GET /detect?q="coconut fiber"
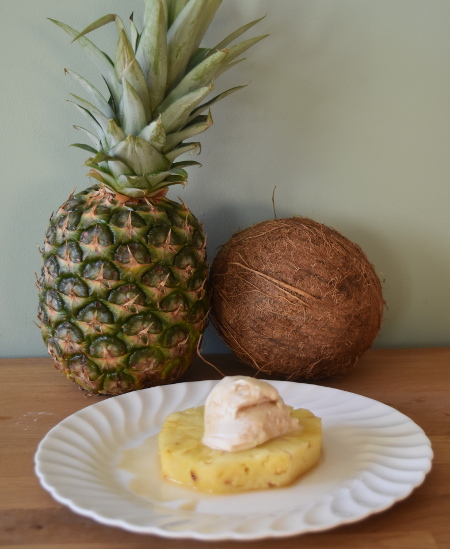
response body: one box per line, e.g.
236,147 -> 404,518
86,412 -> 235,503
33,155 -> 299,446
210,217 -> 384,380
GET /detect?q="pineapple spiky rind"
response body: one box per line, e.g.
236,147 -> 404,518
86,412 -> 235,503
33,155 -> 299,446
38,185 -> 209,395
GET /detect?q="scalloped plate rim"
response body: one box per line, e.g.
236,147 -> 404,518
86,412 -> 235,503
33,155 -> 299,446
34,379 -> 433,540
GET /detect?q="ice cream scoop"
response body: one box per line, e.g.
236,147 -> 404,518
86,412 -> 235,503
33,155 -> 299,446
202,376 -> 300,452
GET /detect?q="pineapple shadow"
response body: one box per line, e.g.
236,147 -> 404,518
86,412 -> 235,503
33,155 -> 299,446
203,202 -> 294,264
201,202 -> 297,355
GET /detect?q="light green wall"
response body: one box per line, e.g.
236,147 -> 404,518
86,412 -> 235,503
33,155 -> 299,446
1,0 -> 449,358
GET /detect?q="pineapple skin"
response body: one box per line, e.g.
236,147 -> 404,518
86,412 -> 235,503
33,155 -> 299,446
159,406 -> 322,493
37,185 -> 208,395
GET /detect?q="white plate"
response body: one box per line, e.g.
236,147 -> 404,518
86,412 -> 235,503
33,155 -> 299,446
35,380 -> 433,540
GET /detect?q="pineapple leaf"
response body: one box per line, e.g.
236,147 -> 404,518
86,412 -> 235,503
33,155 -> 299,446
144,0 -> 168,28
67,13 -> 152,120
108,136 -> 141,174
211,15 -> 267,52
116,173 -> 175,196
70,14 -> 117,42
214,57 -> 246,79
144,169 -> 189,188
71,143 -> 99,154
69,103 -> 105,145
159,85 -> 212,133
137,0 -> 168,111
143,172 -> 173,186
64,69 -> 116,119
144,166 -> 191,186
166,0 -> 222,89
116,28 -> 152,120
139,117 -> 167,151
49,19 -> 121,108
164,142 -> 200,163
149,175 -> 187,194
169,167 -> 189,178
108,159 -> 135,177
86,150 -> 114,165
166,0 -> 190,27
104,77 -> 118,112
163,111 -> 212,151
121,79 -> 148,136
87,168 -> 111,185
114,14 -> 128,36
157,172 -> 182,185
73,125 -> 102,149
158,174 -> 187,185
106,119 -> 127,148
68,95 -> 111,134
68,102 -> 108,150
135,136 -> 171,174
113,174 -> 150,196
188,0 -> 224,53
108,135 -> 170,175
226,35 -> 269,65
186,48 -> 211,71
87,168 -> 124,191
171,160 -> 202,169
129,14 -> 140,51
185,18 -> 267,74
158,50 -> 228,112
188,85 -> 247,121
71,12 -> 128,46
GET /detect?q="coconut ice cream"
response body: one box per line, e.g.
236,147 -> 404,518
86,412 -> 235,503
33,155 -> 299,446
202,376 -> 300,452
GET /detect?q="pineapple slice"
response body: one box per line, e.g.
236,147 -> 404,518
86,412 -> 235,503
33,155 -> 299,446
158,406 -> 322,494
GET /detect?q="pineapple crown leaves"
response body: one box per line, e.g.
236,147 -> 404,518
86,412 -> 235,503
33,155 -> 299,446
50,0 -> 267,198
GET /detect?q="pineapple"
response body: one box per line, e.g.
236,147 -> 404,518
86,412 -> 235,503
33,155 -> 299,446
37,1 -> 266,395
159,406 -> 322,493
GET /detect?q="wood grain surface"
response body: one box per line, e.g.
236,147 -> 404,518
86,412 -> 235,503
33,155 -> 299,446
1,348 -> 449,548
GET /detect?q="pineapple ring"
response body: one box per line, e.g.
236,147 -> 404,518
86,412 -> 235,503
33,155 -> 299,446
158,406 -> 322,494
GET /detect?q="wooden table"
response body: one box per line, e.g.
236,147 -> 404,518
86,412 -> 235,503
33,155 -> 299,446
1,348 -> 449,549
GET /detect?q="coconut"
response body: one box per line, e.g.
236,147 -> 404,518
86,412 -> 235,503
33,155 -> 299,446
209,217 -> 384,380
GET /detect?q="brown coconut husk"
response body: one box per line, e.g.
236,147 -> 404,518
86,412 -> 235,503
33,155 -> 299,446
210,217 -> 385,380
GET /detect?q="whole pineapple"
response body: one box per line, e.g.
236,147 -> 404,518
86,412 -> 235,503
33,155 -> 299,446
37,0 -> 266,395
